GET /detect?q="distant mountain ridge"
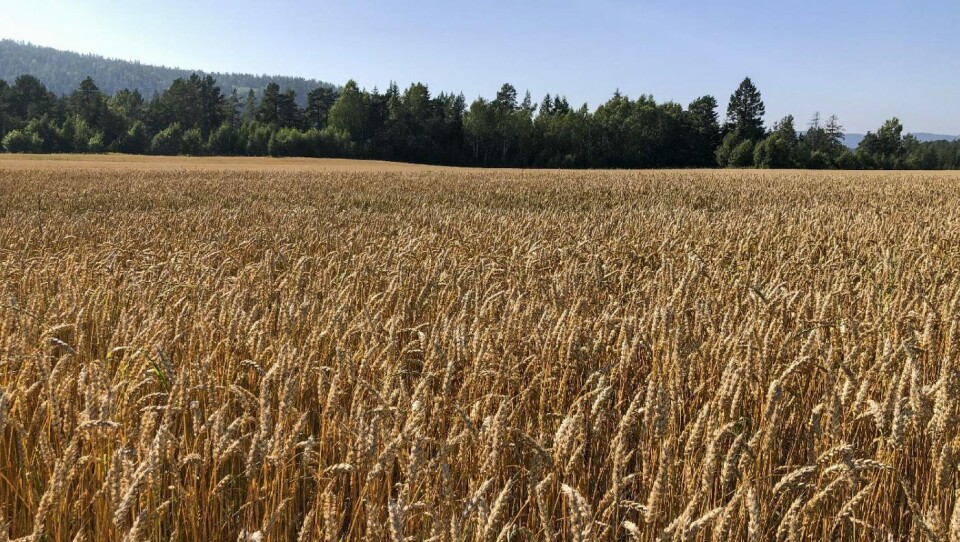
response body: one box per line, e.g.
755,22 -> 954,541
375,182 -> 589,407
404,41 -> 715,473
842,132 -> 958,149
0,39 -> 335,105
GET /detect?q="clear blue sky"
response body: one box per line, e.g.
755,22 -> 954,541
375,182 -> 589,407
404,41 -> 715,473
1,0 -> 958,134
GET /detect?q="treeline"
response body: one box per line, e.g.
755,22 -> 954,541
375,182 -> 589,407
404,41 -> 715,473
1,72 -> 959,169
0,40 -> 334,106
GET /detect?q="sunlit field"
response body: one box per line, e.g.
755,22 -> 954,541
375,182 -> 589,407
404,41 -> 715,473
2,156 -> 960,541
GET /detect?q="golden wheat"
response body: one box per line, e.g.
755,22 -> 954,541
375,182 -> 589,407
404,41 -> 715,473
1,156 -> 960,540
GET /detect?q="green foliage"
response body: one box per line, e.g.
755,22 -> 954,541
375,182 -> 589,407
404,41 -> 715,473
59,115 -> 98,153
320,126 -> 354,156
266,127 -> 331,157
2,129 -> 42,153
797,112 -> 846,168
109,89 -> 145,124
773,115 -> 798,145
306,86 -> 337,130
257,82 -> 282,125
726,77 -> 765,142
11,75 -> 57,121
119,121 -> 150,154
0,63 -> 958,170
464,84 -> 539,166
151,74 -> 226,137
856,118 -> 906,169
805,150 -> 831,170
241,122 -> 274,156
715,131 -> 739,167
268,127 -> 306,157
328,80 -> 369,142
533,97 -> 591,168
150,122 -> 184,155
23,115 -> 59,153
684,95 -> 721,167
834,149 -> 860,170
754,116 -> 800,168
181,127 -> 204,156
728,139 -> 755,168
207,122 -> 235,155
68,77 -> 108,130
0,39 -> 335,106
754,135 -> 790,168
87,132 -> 105,153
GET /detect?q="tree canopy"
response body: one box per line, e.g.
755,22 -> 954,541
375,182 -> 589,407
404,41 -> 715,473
726,77 -> 766,142
0,69 -> 957,170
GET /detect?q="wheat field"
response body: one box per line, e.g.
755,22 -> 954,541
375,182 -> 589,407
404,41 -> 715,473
2,157 -> 960,541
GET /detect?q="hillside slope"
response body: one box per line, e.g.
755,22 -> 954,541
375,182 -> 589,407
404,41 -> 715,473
0,40 -> 335,103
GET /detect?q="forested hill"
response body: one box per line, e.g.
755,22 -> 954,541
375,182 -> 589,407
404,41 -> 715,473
0,40 -> 334,104
2,39 -> 959,169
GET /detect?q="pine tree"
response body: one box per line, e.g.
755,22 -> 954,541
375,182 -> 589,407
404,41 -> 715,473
257,82 -> 281,125
226,89 -> 242,128
726,77 -> 765,141
306,86 -> 337,130
825,115 -> 845,148
69,77 -> 106,128
242,89 -> 257,122
277,89 -> 300,128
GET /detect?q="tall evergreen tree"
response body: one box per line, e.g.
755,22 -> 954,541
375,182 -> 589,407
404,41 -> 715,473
195,74 -> 226,136
10,75 -> 57,121
68,77 -> 106,127
726,77 -> 765,141
242,89 -> 257,122
277,89 -> 301,128
825,115 -> 845,149
257,82 -> 282,125
306,86 -> 337,130
225,89 -> 242,128
493,83 -> 518,113
0,80 -> 13,136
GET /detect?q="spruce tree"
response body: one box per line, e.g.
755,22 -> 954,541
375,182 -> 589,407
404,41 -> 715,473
726,77 -> 765,141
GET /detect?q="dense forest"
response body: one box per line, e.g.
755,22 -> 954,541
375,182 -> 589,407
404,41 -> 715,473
1,69 -> 959,169
0,40 -> 334,106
